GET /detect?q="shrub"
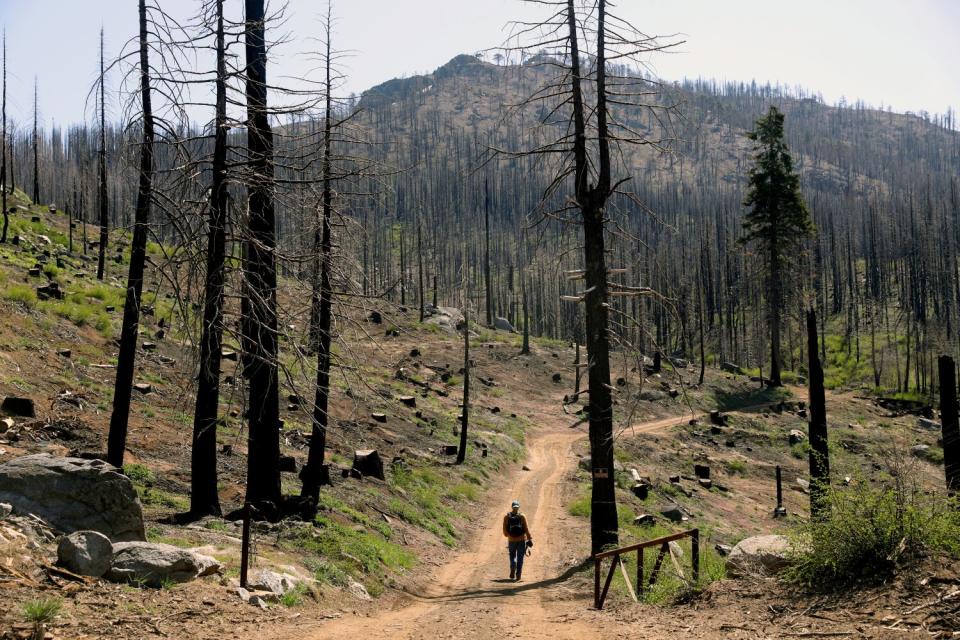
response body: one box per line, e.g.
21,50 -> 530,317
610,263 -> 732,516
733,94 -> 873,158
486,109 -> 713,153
785,458 -> 960,590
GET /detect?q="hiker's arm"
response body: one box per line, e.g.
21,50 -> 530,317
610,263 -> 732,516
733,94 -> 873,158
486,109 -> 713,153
502,515 -> 508,537
522,515 -> 532,540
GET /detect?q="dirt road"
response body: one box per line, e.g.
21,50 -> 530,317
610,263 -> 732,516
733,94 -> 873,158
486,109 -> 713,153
302,412 -> 694,639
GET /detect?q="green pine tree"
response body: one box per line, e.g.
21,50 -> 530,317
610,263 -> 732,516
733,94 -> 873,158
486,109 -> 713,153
740,106 -> 814,386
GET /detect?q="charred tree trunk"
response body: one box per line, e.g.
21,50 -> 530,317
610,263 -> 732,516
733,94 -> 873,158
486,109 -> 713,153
417,222 -> 425,322
243,0 -> 281,509
457,307 -> 470,464
484,177 -> 492,327
768,246 -> 783,386
806,308 -> 830,519
568,0 -> 618,554
938,355 -> 960,494
96,31 -> 109,281
31,79 -> 38,204
107,0 -> 154,469
520,241 -> 530,355
301,15 -> 335,503
189,0 -> 228,518
1,34 -> 7,244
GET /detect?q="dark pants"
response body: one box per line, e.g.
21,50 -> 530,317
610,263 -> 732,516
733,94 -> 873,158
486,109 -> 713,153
508,540 -> 526,575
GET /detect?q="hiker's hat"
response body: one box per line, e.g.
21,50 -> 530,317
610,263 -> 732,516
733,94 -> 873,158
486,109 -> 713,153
511,500 -> 520,508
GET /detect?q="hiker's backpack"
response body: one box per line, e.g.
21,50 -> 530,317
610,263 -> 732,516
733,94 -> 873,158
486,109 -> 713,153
507,512 -> 524,537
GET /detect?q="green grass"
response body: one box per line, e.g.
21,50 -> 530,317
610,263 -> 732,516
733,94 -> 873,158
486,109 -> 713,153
2,284 -> 38,308
39,299 -> 113,335
725,459 -> 747,475
123,463 -> 155,483
21,597 -> 62,624
280,584 -> 310,607
446,482 -> 481,502
283,517 -> 415,597
568,491 -> 592,518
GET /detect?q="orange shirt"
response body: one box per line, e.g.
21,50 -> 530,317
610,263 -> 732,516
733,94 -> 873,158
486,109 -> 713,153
502,511 -> 530,542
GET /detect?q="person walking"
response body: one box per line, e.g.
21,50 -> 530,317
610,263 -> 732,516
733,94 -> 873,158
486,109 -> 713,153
502,500 -> 532,581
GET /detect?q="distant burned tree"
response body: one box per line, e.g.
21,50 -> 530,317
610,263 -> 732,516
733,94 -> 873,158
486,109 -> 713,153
500,0 -> 679,554
1,31 -> 7,244
96,31 -> 109,281
31,78 -> 39,204
740,106 -> 813,387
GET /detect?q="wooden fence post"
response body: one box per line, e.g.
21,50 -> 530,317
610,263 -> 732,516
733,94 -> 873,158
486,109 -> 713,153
240,502 -> 251,588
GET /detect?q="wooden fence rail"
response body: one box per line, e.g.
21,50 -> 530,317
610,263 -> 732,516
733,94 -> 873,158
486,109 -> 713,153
593,528 -> 700,609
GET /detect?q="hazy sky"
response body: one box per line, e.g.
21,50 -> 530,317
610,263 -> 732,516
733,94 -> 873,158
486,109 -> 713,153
1,0 -> 958,128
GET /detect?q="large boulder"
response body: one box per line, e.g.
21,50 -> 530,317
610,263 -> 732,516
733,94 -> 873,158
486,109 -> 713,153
57,530 -> 114,577
493,317 -> 516,333
727,535 -> 791,576
106,542 -> 221,587
0,454 -> 145,541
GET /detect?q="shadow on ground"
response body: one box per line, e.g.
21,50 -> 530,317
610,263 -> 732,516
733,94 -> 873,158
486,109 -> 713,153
404,558 -> 592,603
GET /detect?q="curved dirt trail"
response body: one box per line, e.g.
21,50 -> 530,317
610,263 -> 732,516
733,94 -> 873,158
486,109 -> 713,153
302,410 -> 694,640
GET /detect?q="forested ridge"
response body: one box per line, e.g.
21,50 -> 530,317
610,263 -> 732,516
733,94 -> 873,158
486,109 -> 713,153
14,52 -> 956,395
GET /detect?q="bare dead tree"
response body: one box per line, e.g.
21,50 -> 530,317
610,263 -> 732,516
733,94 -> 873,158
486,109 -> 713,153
97,31 -> 109,280
106,0 -> 157,469
189,0 -> 230,518
498,0 -> 680,553
1,31 -> 7,244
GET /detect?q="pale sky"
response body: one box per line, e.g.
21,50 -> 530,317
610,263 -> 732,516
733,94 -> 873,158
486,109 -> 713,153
1,0 -> 958,128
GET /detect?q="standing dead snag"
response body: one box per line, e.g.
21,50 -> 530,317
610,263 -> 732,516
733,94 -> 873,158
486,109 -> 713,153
502,0 -> 678,553
1,32 -> 7,244
806,308 -> 830,519
457,307 -> 470,465
938,355 -> 960,494
567,0 -> 619,554
97,31 -> 109,281
190,0 -> 229,518
301,4 -> 336,502
107,0 -> 155,469
242,0 -> 282,509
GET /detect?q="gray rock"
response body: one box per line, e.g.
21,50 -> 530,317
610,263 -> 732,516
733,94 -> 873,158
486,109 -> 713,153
721,362 -> 743,374
493,317 -> 516,333
639,389 -> 665,402
911,444 -> 931,457
918,418 -> 940,430
347,579 -> 371,600
106,541 -> 221,587
659,504 -> 688,522
789,429 -> 806,445
727,535 -> 791,576
246,569 -> 300,596
57,530 -> 113,577
0,502 -> 11,519
0,454 -> 145,541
